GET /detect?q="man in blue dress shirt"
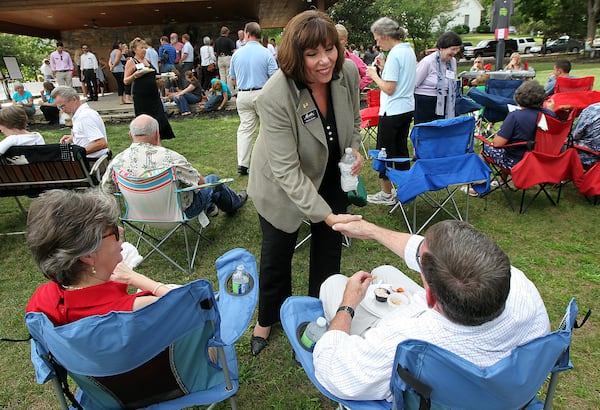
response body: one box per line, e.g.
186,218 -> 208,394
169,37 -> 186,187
229,22 -> 278,176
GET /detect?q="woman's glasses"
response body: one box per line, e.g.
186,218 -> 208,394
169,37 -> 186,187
102,224 -> 120,241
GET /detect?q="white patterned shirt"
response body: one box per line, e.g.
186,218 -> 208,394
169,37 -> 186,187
313,235 -> 550,402
101,142 -> 201,208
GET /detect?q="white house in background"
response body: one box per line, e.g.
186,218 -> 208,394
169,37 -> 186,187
449,0 -> 485,32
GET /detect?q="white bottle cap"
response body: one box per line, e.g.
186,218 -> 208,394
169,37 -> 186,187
316,317 -> 327,327
345,147 -> 353,154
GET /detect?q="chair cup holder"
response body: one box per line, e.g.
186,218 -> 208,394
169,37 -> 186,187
372,159 -> 386,173
223,273 -> 255,296
296,322 -> 313,353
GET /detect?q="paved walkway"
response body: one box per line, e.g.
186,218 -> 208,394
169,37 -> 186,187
2,90 -> 237,125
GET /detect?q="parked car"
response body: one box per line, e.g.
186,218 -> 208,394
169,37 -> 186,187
516,37 -> 536,53
530,36 -> 584,54
463,39 -> 518,60
593,38 -> 600,50
420,42 -> 472,60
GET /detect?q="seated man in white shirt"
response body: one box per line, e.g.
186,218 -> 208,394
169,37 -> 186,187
0,106 -> 45,154
313,219 -> 550,402
51,86 -> 109,160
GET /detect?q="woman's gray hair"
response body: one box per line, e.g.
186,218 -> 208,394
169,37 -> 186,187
514,80 -> 546,108
51,85 -> 79,101
26,188 -> 119,286
371,17 -> 406,41
13,81 -> 24,89
203,36 -> 211,45
335,24 -> 348,40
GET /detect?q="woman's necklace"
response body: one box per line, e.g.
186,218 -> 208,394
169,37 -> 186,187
63,285 -> 85,290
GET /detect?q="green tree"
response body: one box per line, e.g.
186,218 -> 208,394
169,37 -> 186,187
0,34 -> 55,81
374,0 -> 454,55
517,0 -> 589,38
328,0 -> 381,47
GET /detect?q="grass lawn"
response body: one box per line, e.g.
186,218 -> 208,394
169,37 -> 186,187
1,70 -> 599,408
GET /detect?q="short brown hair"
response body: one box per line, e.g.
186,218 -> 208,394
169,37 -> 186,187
277,10 -> 344,84
0,105 -> 27,130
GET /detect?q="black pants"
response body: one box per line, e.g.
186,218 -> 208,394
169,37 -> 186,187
83,69 -> 98,100
414,94 -> 445,125
377,111 -> 414,177
112,71 -> 125,96
257,214 -> 343,327
40,105 -> 59,124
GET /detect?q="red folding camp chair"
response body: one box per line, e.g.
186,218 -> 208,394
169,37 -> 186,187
578,162 -> 600,204
554,76 -> 594,94
360,89 -> 381,157
479,113 -> 583,213
548,90 -> 600,119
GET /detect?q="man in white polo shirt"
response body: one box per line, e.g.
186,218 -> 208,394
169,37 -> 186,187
52,86 -> 109,160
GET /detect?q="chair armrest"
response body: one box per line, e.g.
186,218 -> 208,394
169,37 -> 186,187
215,248 -> 258,346
572,144 -> 600,157
178,177 -> 234,193
475,134 -> 530,149
89,154 -> 109,181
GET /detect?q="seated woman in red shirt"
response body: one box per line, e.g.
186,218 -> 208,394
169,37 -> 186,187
25,188 -> 173,326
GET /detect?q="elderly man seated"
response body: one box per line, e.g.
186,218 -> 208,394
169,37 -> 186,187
313,219 -> 550,402
572,102 -> 600,167
101,114 -> 247,218
52,86 -> 109,160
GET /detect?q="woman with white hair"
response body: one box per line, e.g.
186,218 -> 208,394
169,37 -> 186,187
11,82 -> 36,120
200,36 -> 216,90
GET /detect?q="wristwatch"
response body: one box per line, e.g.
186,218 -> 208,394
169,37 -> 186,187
336,305 -> 355,319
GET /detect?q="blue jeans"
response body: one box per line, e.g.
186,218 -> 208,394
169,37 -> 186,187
204,94 -> 223,112
184,174 -> 242,218
174,93 -> 201,113
160,63 -> 175,73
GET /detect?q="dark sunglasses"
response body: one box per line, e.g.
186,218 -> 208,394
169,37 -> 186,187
102,224 -> 120,241
416,240 -> 423,270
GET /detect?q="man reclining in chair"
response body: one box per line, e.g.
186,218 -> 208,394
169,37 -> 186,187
313,219 -> 549,401
101,114 -> 247,218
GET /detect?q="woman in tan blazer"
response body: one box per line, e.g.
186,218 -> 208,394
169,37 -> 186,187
247,10 -> 364,356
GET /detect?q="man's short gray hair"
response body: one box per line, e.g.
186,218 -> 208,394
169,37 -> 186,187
51,86 -> 78,101
130,114 -> 159,138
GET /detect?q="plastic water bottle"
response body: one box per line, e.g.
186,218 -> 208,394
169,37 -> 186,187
378,147 -> 387,160
300,317 -> 327,351
231,264 -> 249,295
339,147 -> 358,192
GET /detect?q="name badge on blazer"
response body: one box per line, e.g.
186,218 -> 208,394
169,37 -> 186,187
301,109 -> 318,124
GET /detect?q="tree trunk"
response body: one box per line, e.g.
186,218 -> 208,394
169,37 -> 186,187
588,0 -> 600,40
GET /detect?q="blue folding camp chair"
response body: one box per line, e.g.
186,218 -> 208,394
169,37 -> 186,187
280,296 -> 391,410
26,248 -> 258,410
391,298 -> 589,410
370,116 -> 490,234
467,79 -> 523,138
454,80 -> 481,116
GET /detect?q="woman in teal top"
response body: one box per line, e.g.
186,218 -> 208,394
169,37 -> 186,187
39,81 -> 60,125
12,82 -> 35,120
